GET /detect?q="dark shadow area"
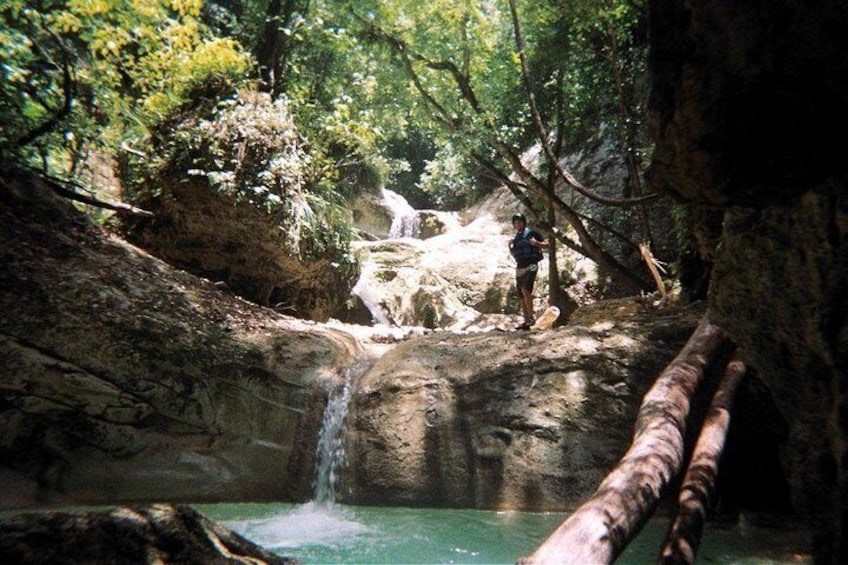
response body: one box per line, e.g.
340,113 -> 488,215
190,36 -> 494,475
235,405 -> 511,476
714,372 -> 793,518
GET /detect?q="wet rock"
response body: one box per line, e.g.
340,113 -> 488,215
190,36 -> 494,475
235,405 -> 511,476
647,1 -> 848,560
0,503 -> 292,564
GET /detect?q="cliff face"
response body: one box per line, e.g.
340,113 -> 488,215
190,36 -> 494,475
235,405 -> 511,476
647,1 -> 847,561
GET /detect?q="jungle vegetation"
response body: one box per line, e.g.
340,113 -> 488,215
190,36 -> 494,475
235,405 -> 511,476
1,0 -> 652,289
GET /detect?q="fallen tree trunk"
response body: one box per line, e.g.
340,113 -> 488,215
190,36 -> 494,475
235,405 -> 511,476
659,353 -> 747,564
519,316 -> 727,565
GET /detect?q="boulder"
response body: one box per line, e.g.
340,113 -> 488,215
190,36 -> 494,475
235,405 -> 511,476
119,87 -> 358,322
350,190 -> 394,240
123,179 -> 356,321
349,215 -> 519,330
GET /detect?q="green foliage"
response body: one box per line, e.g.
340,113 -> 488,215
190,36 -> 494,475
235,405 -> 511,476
329,0 -> 648,207
417,142 -> 477,209
178,90 -> 306,214
51,0 -> 250,124
2,0 -> 651,268
203,0 -> 410,200
559,0 -> 649,153
1,0 -> 250,174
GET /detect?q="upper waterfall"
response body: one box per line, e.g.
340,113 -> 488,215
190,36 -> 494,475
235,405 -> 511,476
383,189 -> 420,239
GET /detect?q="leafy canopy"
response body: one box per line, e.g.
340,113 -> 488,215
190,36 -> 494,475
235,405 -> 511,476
1,0 -> 250,169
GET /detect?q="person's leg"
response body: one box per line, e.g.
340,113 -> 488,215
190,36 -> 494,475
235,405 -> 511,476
515,271 -> 532,328
523,268 -> 538,324
520,286 -> 534,323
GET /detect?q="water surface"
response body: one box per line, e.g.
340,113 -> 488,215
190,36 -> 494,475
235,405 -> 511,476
196,502 -> 810,564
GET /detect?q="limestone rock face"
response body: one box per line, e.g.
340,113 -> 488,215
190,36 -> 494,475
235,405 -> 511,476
123,179 -> 356,321
344,138 -> 679,330
647,1 -> 848,560
0,503 -> 291,564
349,189 -> 461,241
346,186 -> 596,330
342,304 -> 704,511
0,170 -> 359,508
117,87 -> 359,322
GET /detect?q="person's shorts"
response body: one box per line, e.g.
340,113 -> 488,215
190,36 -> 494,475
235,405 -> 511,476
516,263 -> 538,291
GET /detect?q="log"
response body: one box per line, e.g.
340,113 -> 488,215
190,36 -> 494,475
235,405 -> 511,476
50,183 -> 154,217
659,354 -> 747,564
519,316 -> 727,565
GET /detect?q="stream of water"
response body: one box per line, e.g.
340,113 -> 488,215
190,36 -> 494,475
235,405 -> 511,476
312,377 -> 354,506
384,189 -> 420,238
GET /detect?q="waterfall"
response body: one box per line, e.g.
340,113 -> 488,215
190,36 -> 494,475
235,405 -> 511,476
312,375 -> 354,505
383,189 -> 420,238
226,368 -> 371,549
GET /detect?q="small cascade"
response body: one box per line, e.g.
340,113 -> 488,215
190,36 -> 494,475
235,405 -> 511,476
225,368 -> 371,551
383,189 -> 420,238
351,276 -> 392,325
312,375 -> 354,505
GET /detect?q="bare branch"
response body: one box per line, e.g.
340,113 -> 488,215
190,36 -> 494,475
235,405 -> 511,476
573,210 -> 641,254
491,137 -> 649,291
470,152 -> 538,213
471,152 -> 588,256
640,242 -> 668,299
43,175 -> 154,218
351,11 -> 463,128
352,6 -> 649,292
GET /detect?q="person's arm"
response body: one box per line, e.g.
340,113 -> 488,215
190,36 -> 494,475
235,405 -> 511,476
529,232 -> 550,249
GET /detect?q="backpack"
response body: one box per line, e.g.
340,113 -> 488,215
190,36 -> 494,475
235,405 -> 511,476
513,228 -> 543,264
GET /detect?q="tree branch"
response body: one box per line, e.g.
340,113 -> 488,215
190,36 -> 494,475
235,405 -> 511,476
507,0 -> 657,208
640,242 -> 668,299
351,11 -> 462,128
353,6 -> 649,292
471,152 -> 589,257
491,137 -> 649,292
519,317 -> 728,564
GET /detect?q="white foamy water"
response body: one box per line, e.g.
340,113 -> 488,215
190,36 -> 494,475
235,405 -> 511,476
383,189 -> 420,238
351,275 -> 392,325
233,502 -> 374,550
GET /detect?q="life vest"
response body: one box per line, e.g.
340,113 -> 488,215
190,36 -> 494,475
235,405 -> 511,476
512,228 -> 543,265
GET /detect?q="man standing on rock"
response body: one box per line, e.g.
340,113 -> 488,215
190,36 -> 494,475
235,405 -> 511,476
509,213 -> 549,330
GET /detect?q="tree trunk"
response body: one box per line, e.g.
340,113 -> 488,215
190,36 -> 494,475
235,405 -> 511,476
659,354 -> 747,564
519,317 -> 727,565
255,0 -> 305,99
